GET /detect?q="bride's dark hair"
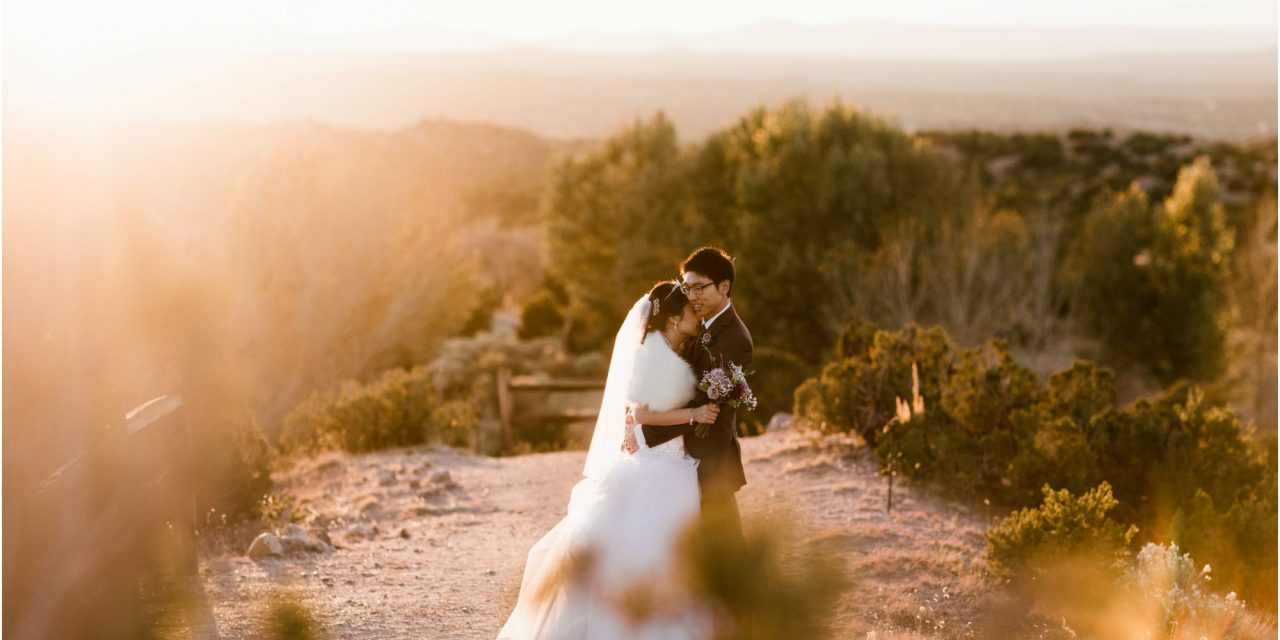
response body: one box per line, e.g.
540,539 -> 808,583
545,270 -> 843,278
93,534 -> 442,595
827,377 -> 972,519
640,280 -> 689,343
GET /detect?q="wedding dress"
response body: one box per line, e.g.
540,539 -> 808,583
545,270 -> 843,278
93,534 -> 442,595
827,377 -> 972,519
497,298 -> 710,640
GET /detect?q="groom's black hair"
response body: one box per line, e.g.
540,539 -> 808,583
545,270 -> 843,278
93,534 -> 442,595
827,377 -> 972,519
681,246 -> 735,296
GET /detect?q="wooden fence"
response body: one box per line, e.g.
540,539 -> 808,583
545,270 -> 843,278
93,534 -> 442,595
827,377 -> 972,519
494,368 -> 605,454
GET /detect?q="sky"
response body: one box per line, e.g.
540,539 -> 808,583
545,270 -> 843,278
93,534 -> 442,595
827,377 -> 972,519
6,0 -> 1277,56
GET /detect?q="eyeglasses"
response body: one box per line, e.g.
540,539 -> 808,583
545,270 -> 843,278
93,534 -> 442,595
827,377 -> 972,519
680,281 -> 717,296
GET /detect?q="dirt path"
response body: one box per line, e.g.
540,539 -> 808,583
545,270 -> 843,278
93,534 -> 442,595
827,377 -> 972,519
199,430 -> 991,638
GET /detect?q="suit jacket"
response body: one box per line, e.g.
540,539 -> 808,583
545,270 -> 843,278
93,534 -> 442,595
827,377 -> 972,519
641,304 -> 752,493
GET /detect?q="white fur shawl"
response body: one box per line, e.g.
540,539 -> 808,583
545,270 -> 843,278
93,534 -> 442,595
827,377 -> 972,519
626,332 -> 697,412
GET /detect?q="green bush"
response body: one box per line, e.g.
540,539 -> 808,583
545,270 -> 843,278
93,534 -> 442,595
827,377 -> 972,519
1096,384 -> 1278,611
834,318 -> 878,361
278,365 -> 444,455
931,338 -> 1041,490
796,323 -> 1043,496
429,399 -> 480,448
1004,361 -> 1116,505
197,411 -> 275,526
518,288 -> 566,339
458,287 -> 503,337
1072,158 -> 1235,384
798,322 -> 1278,610
985,482 -> 1137,581
794,323 -> 953,443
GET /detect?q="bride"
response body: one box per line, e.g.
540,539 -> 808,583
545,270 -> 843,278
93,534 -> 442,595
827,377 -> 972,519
497,281 -> 717,640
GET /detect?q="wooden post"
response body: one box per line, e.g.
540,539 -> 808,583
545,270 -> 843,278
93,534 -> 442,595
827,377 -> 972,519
496,368 -> 514,454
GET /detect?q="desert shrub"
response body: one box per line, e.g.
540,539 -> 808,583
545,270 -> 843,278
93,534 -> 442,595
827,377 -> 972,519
800,321 -> 1277,610
1093,385 -> 1273,523
1072,158 -> 1235,384
429,399 -> 480,448
1170,488 -> 1279,614
930,339 -> 1042,491
257,492 -> 305,527
1004,361 -> 1116,504
834,318 -> 878,361
332,368 -> 434,451
794,324 -> 953,442
518,288 -> 566,339
796,323 -> 1043,496
196,410 -> 275,525
458,287 -> 503,337
1011,379 -> 1278,610
278,365 -> 441,455
985,483 -> 1137,581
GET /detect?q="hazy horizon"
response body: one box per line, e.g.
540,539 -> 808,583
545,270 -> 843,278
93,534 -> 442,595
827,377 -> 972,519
7,0 -> 1277,55
8,0 -> 1276,139
7,47 -> 1275,143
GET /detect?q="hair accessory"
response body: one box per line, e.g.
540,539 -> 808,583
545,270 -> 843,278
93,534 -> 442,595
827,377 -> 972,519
650,299 -> 661,316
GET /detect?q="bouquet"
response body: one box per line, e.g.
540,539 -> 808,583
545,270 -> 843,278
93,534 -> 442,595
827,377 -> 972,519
695,361 -> 757,437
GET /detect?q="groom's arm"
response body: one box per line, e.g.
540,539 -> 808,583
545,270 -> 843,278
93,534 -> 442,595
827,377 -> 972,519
637,420 -> 693,447
685,330 -> 753,452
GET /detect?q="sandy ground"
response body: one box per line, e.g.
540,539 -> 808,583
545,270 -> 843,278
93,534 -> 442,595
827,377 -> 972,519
198,430 -> 991,639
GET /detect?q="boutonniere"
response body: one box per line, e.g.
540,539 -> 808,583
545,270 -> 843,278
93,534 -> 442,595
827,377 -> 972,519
698,331 -> 715,363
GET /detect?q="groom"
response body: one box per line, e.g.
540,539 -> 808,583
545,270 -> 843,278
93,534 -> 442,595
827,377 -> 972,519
635,246 -> 751,541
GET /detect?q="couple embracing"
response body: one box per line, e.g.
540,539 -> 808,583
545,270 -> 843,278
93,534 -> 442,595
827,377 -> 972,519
499,247 -> 753,640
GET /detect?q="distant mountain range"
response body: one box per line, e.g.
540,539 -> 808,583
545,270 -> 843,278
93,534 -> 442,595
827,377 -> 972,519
7,21 -> 1275,141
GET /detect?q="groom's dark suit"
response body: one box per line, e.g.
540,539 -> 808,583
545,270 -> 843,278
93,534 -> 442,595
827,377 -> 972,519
641,303 -> 751,538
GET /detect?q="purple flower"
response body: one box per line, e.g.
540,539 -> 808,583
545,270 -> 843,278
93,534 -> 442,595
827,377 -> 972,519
708,386 -> 722,400
701,332 -> 712,344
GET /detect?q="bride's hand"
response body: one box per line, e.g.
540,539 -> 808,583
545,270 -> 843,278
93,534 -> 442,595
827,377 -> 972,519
693,404 -> 720,424
621,427 -> 639,454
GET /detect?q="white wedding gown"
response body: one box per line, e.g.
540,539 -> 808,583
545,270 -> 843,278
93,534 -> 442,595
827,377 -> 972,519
497,331 -> 710,640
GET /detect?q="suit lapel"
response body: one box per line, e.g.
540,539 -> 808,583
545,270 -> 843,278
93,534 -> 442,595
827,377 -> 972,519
707,305 -> 738,339
698,305 -> 739,373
